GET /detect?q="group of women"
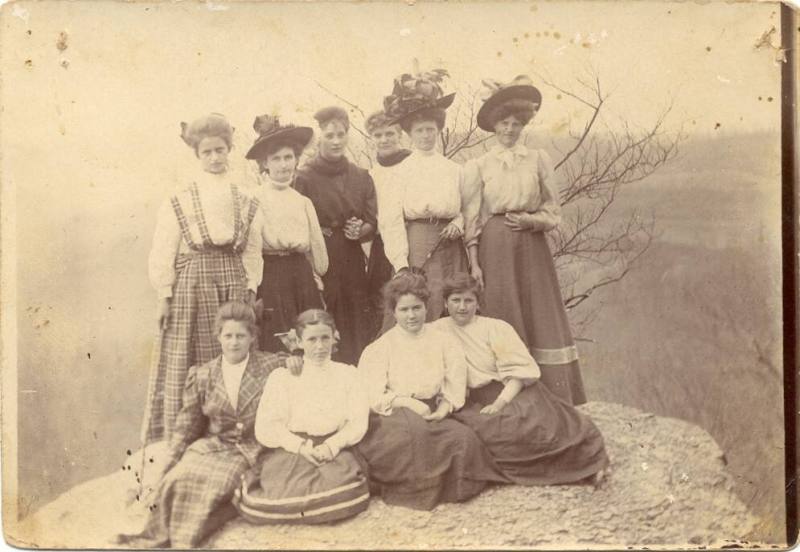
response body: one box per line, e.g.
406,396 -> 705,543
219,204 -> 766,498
121,72 -> 609,548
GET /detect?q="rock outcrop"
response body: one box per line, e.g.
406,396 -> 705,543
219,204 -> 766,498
9,402 -> 759,549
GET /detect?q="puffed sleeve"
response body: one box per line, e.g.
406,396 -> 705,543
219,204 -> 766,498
528,150 -> 562,232
461,158 -> 484,248
164,365 -> 208,471
358,337 -> 398,416
254,369 -> 305,454
148,198 -> 182,299
324,366 -> 370,457
488,318 -> 541,384
439,330 -> 467,410
377,178 -> 410,273
304,197 -> 329,277
449,164 -> 466,234
240,195 -> 264,292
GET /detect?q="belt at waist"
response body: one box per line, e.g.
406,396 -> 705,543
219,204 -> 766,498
263,249 -> 303,257
405,217 -> 453,225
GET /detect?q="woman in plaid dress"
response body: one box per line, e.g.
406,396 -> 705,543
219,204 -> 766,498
143,114 -> 263,445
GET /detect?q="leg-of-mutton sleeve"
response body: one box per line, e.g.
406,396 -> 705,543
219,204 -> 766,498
527,149 -> 562,233
488,317 -> 541,385
304,197 -> 329,277
323,369 -> 369,457
377,183 -> 410,273
461,158 -> 484,248
440,331 -> 468,410
358,338 -> 398,416
240,195 -> 264,293
164,365 -> 209,473
148,199 -> 183,299
254,369 -> 305,454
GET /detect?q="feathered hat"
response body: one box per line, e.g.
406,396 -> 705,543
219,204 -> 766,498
383,67 -> 455,127
245,115 -> 313,160
476,75 -> 542,132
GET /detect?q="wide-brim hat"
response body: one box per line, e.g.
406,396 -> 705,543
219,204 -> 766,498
388,93 -> 456,127
476,76 -> 542,132
245,115 -> 313,160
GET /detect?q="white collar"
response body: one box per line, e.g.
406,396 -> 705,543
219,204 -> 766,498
221,353 -> 250,371
491,143 -> 528,157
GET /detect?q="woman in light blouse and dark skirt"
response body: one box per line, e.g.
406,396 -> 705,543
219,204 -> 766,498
356,272 -> 508,510
235,309 -> 370,524
432,273 -> 609,486
463,76 -> 586,405
245,115 -> 328,353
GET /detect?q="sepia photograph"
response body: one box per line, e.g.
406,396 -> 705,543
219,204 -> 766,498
0,0 -> 794,548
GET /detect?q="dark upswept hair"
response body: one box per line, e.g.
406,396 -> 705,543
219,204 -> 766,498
214,301 -> 258,337
180,113 -> 234,153
294,309 -> 337,338
399,107 -> 447,134
256,138 -> 304,174
382,271 -> 431,312
442,272 -> 482,301
485,98 -> 537,129
314,106 -> 350,132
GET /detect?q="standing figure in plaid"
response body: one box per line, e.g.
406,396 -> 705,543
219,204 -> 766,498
142,113 -> 263,445
117,302 -> 285,547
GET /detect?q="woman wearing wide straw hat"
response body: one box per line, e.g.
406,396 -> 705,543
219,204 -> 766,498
245,115 -> 328,353
294,106 -> 378,365
380,68 -> 469,322
143,113 -> 263,444
462,76 -> 586,405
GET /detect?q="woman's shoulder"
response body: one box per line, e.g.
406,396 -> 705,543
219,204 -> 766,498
327,360 -> 359,377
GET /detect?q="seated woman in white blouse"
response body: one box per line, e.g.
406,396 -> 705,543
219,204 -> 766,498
234,309 -> 370,524
356,272 -> 508,510
432,273 -> 609,486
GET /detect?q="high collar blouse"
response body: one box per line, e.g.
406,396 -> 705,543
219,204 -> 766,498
462,145 -> 561,247
431,316 -> 540,390
358,324 -> 467,415
255,175 -> 329,276
148,169 -> 263,298
254,359 -> 368,457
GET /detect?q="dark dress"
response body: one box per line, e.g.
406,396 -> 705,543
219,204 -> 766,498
295,155 -> 378,365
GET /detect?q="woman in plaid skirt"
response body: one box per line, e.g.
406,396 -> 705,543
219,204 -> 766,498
142,114 -> 264,445
118,302 -> 286,547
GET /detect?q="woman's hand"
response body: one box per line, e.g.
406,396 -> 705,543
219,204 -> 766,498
393,396 -> 432,417
244,290 -> 256,307
311,444 -> 334,464
253,299 -> 264,321
344,217 -> 364,241
439,222 -> 463,240
504,212 -> 538,232
157,298 -> 171,332
480,397 -> 509,415
285,356 -> 303,376
298,440 -> 321,466
470,264 -> 484,290
423,399 -> 452,422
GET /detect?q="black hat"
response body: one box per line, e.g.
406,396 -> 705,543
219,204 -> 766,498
245,115 -> 313,160
383,68 -> 455,128
476,75 -> 542,132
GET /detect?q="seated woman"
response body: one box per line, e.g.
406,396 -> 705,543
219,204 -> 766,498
431,273 -> 609,486
235,309 -> 371,524
117,302 -> 285,548
356,272 -> 508,510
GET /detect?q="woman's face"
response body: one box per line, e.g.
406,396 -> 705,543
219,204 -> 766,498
217,320 -> 254,364
494,115 -> 525,148
318,120 -> 348,160
446,291 -> 479,327
409,120 -> 439,152
299,323 -> 334,364
394,293 -> 427,334
371,125 -> 402,158
263,146 -> 297,186
197,136 -> 230,174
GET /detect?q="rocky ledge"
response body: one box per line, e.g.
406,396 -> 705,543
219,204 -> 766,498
9,402 -> 760,549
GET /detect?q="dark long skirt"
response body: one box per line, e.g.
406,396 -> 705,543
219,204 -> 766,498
366,236 -> 394,338
356,406 -> 508,510
406,220 -> 469,321
257,252 -> 323,352
235,435 -> 370,525
322,230 -> 374,365
453,381 -> 608,486
479,215 -> 586,405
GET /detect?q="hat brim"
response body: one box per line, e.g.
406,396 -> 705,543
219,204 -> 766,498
389,93 -> 456,128
245,127 -> 313,160
476,85 -> 542,132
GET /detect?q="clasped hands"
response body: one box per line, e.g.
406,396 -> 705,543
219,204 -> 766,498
344,217 -> 366,241
503,212 -> 538,232
298,439 -> 334,466
393,396 -> 451,422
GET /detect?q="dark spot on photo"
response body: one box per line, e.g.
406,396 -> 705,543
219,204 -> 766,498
706,46 -> 711,52
767,96 -> 773,102
714,122 -> 721,129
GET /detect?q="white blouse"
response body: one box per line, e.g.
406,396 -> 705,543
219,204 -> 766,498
221,354 -> 249,411
462,145 -> 561,247
380,150 -> 467,269
358,324 -> 467,415
254,359 -> 368,457
371,163 -> 409,273
148,170 -> 263,299
255,176 -> 329,277
431,316 -> 540,390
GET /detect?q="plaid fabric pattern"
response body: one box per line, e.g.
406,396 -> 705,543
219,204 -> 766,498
141,183 -> 260,444
122,351 -> 283,548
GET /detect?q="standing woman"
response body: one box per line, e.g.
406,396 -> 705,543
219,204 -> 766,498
381,69 -> 469,321
144,114 -> 263,444
245,115 -> 328,352
357,273 -> 508,510
463,76 -> 586,405
294,106 -> 377,365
